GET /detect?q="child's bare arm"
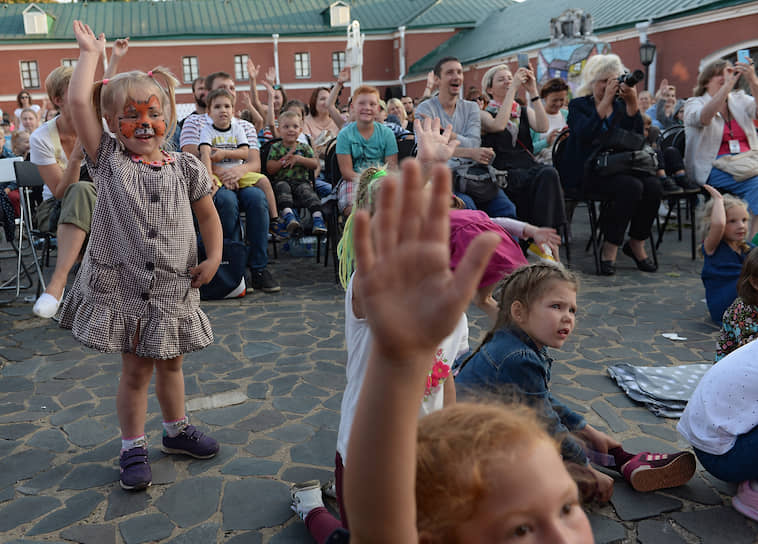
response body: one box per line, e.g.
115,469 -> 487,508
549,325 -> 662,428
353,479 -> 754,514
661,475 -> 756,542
328,67 -> 350,129
345,160 -> 498,544
104,37 -> 129,79
211,145 -> 249,163
703,184 -> 726,255
246,58 -> 268,118
190,194 -> 222,287
262,69 -> 278,137
199,145 -> 214,178
69,21 -> 106,162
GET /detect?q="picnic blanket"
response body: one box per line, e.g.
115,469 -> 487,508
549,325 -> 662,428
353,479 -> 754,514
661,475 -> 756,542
607,363 -> 711,418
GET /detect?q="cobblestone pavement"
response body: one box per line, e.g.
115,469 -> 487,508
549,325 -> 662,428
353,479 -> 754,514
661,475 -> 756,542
1,205 -> 757,543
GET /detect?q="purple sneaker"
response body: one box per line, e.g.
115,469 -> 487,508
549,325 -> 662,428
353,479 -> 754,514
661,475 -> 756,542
119,446 -> 152,490
161,425 -> 219,459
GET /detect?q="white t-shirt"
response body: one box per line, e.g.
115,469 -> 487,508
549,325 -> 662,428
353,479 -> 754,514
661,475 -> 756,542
336,273 -> 469,462
180,113 -> 260,151
29,118 -> 67,201
546,111 -> 567,134
678,340 -> 758,455
199,120 -> 249,169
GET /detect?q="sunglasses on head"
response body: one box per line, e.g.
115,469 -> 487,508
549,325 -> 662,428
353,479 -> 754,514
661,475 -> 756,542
272,84 -> 282,91
21,95 -> 30,99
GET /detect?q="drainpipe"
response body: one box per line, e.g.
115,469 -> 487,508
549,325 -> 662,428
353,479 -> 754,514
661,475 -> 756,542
398,25 -> 407,95
272,33 -> 280,85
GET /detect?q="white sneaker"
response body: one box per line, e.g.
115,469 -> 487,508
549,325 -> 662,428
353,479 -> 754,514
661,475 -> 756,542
32,290 -> 64,319
291,480 -> 324,520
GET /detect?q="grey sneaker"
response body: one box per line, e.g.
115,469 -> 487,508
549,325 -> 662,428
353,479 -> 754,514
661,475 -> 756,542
250,267 -> 281,293
161,425 -> 219,459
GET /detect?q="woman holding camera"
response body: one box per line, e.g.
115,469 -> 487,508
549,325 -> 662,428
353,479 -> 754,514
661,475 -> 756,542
685,58 -> 758,238
480,64 -> 567,232
558,54 -> 662,275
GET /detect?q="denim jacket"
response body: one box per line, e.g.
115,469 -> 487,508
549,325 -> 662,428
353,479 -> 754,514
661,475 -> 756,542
455,326 -> 588,464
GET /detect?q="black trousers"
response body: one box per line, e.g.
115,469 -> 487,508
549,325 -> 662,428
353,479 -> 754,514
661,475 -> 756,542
274,179 -> 322,214
583,173 -> 663,246
505,164 -> 567,229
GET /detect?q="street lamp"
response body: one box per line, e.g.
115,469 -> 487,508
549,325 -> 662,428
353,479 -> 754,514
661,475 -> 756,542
639,42 -> 657,88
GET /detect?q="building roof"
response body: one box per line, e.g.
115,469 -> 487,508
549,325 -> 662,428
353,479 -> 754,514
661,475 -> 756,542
407,0 -> 756,76
0,0 -> 512,42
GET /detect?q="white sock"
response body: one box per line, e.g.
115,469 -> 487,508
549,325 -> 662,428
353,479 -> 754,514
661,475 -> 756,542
283,207 -> 294,216
162,417 -> 188,438
312,211 -> 323,219
121,435 -> 147,452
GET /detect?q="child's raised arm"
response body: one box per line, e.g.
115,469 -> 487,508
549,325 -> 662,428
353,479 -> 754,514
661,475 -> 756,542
703,184 -> 726,255
69,21 -> 106,162
345,159 -> 499,543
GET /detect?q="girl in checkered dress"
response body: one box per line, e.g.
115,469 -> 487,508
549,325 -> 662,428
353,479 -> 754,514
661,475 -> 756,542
61,21 -> 223,490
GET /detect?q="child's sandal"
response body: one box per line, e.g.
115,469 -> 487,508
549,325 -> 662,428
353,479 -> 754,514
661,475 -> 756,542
621,451 -> 696,492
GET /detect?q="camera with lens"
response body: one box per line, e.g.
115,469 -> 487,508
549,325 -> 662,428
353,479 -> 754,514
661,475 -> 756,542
617,70 -> 645,87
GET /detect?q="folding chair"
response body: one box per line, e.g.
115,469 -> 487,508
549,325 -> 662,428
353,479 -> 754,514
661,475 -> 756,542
11,161 -> 48,300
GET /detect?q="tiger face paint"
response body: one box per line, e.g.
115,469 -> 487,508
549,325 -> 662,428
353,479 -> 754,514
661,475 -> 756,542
118,95 -> 166,140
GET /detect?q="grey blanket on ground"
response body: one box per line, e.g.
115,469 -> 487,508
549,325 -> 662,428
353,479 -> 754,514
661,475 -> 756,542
607,363 -> 711,418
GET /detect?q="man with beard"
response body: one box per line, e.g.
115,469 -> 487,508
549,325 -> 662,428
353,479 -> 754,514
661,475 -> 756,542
172,78 -> 207,150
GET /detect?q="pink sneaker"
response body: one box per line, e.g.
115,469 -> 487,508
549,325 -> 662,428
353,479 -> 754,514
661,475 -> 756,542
733,481 -> 758,521
621,451 -> 696,492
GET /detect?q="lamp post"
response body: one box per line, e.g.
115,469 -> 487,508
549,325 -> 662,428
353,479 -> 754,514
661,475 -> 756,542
639,42 -> 657,89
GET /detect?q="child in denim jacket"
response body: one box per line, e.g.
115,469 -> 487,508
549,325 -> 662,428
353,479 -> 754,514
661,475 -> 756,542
456,264 -> 696,500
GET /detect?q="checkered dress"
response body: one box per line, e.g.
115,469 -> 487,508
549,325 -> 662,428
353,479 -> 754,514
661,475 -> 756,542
58,133 -> 214,359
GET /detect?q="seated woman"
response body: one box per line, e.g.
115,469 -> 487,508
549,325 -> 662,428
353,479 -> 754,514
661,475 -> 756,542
303,86 -> 340,147
30,40 -> 128,318
558,54 -> 662,276
30,67 -> 95,318
387,98 -> 412,132
531,77 -> 569,164
14,90 -> 42,129
685,58 -> 758,239
480,64 -> 567,232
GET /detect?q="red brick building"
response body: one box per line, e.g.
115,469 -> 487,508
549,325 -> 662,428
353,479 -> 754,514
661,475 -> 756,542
0,0 -> 509,119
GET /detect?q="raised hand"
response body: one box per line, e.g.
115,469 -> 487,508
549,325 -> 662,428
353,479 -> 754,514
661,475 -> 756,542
73,20 -> 106,56
337,66 -> 351,84
265,67 -> 277,86
414,117 -> 459,166
112,37 -> 129,59
353,160 -> 499,363
247,58 -> 260,81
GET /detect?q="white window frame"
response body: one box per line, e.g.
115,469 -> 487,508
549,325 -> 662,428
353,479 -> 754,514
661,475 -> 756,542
20,60 -> 40,89
331,51 -> 346,78
182,56 -> 199,84
234,54 -> 249,81
294,52 -> 311,79
61,58 -> 77,68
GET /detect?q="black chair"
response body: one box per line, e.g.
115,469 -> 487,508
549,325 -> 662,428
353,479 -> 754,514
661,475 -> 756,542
10,161 -> 50,300
321,137 -> 342,282
396,137 -> 416,161
552,129 -> 657,275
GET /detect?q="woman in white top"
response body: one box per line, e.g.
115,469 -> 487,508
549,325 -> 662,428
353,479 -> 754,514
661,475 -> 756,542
678,339 -> 758,521
684,58 -> 758,238
14,90 -> 42,128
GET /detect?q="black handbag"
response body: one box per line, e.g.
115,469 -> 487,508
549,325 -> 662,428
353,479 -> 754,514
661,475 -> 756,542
453,164 -> 507,205
196,238 -> 247,300
586,115 -> 657,178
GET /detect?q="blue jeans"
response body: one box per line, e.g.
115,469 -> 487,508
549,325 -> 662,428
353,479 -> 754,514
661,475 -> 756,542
454,189 -> 517,218
694,424 -> 758,482
213,185 -> 269,269
709,164 -> 758,215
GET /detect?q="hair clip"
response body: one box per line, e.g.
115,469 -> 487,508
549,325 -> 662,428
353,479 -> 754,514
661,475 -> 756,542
102,78 -> 109,85
369,169 -> 387,181
147,70 -> 153,78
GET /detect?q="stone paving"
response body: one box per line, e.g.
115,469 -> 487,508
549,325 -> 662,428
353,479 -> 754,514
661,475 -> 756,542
1,206 -> 757,543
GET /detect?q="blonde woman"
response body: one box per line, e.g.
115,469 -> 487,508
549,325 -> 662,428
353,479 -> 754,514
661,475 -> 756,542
557,54 -> 661,275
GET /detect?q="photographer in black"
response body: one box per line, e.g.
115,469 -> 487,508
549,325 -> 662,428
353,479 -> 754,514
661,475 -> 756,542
557,54 -> 662,275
